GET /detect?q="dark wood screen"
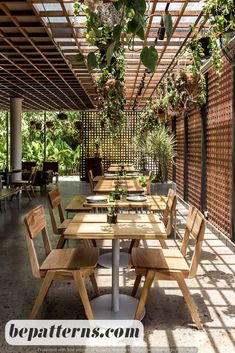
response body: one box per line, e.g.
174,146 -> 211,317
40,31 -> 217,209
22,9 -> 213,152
80,111 -> 145,179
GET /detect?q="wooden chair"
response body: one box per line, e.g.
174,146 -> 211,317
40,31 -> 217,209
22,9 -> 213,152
13,166 -> 37,200
24,205 -> 99,319
129,190 -> 177,253
48,188 -> 71,249
145,170 -> 153,195
88,169 -> 95,193
131,206 -> 206,330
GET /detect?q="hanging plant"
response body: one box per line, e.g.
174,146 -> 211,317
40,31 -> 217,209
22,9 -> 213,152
29,120 -> 36,128
73,0 -> 162,135
74,120 -> 83,130
45,121 -> 54,128
35,122 -> 42,131
202,0 -> 235,35
57,112 -> 68,121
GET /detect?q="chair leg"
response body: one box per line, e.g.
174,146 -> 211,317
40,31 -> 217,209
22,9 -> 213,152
134,270 -> 155,320
56,235 -> 66,249
159,239 -> 168,249
29,271 -> 55,319
89,272 -> 100,296
128,239 -> 140,254
30,185 -> 36,198
73,270 -> 94,320
131,274 -> 142,297
175,273 -> 203,330
25,185 -> 31,201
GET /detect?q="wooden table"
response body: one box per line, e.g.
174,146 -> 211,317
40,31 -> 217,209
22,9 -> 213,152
93,178 -> 144,194
64,213 -> 167,320
0,187 -> 20,210
83,195 -> 168,210
108,164 -> 137,173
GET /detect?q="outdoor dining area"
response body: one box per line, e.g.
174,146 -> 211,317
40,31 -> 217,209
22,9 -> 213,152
0,0 -> 235,352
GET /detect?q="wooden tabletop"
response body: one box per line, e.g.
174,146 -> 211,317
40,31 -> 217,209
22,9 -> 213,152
83,195 -> 168,210
107,165 -> 137,173
71,213 -> 162,223
93,178 -> 143,194
0,187 -> 19,200
64,221 -> 167,240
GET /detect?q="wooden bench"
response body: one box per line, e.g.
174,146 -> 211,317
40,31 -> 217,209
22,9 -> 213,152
0,188 -> 20,210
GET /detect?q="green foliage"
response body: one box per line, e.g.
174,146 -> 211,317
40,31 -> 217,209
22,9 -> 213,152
145,125 -> 176,183
162,13 -> 173,40
140,46 -> 158,72
21,112 -> 82,175
202,0 -> 235,34
138,174 -> 147,187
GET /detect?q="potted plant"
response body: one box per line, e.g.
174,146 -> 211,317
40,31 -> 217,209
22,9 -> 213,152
145,124 -> 176,195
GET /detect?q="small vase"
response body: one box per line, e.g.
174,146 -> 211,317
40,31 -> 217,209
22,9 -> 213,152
107,213 -> 117,224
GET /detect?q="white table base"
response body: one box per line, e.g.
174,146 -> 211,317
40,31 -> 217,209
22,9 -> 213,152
90,294 -> 145,320
98,252 -> 130,269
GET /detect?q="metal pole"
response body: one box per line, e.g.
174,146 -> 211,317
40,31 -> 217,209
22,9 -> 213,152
183,110 -> 189,202
5,111 -> 9,171
200,73 -> 208,215
112,238 -> 120,312
43,111 -> 46,162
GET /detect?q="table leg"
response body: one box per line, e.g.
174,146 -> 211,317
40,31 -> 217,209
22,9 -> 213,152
112,239 -> 120,312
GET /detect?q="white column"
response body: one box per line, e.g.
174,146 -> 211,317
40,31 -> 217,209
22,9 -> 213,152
10,97 -> 23,182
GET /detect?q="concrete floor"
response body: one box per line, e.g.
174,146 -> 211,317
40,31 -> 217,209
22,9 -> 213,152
0,180 -> 234,353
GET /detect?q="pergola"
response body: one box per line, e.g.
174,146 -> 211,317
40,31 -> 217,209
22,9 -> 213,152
0,0 -> 206,110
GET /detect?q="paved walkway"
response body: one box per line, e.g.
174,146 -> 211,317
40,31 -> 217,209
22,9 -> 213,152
0,180 -> 234,353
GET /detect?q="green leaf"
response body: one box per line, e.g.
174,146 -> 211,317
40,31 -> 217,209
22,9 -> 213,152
106,42 -> 116,66
163,14 -> 173,40
132,0 -> 146,15
140,46 -> 158,72
75,53 -> 84,63
87,52 -> 97,70
127,16 -> 139,34
113,25 -> 122,42
136,26 -> 145,40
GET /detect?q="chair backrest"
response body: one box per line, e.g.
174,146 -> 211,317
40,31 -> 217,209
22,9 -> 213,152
48,188 -> 65,234
29,166 -> 37,184
24,205 -> 52,278
88,169 -> 94,192
100,162 -> 104,176
43,161 -> 59,173
162,189 -> 177,236
146,170 -> 153,195
22,161 -> 37,171
180,206 -> 206,278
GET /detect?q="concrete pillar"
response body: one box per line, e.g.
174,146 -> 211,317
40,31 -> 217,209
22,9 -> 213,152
10,97 -> 23,182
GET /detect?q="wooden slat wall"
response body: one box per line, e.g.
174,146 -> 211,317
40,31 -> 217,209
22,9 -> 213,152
187,107 -> 201,209
207,60 -> 233,237
173,59 -> 233,238
175,113 -> 184,197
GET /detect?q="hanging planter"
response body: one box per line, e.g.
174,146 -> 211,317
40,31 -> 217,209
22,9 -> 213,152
57,112 -> 68,121
45,121 -> 54,128
29,120 -> 36,128
35,122 -> 42,130
74,120 -> 83,130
